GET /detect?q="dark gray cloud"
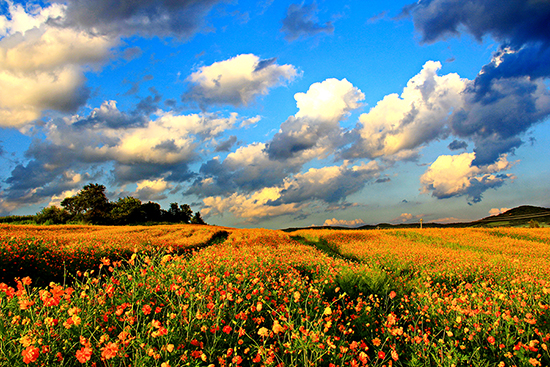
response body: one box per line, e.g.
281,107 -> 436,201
72,101 -> 148,129
404,0 -> 550,46
276,164 -> 381,205
472,45 -> 550,101
122,46 -> 143,61
111,162 -> 194,185
52,0 -> 226,38
214,135 -> 237,152
450,78 -> 550,165
281,3 -> 335,41
266,116 -> 337,160
403,0 -> 550,168
448,140 -> 468,151
134,87 -> 162,115
187,144 -> 304,198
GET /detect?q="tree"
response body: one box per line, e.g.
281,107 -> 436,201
141,201 -> 163,222
61,183 -> 111,224
179,204 -> 193,224
168,202 -> 180,222
36,206 -> 70,224
111,197 -> 143,224
191,211 -> 206,225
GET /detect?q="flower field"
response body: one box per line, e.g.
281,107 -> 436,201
0,225 -> 549,366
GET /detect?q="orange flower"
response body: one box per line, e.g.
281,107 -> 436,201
101,342 -> 119,360
222,325 -> 232,334
389,291 -> 397,299
76,347 -> 92,363
143,304 -> 152,315
22,345 -> 40,364
488,336 -> 496,345
372,337 -> 381,347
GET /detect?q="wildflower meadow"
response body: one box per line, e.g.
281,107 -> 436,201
0,224 -> 549,366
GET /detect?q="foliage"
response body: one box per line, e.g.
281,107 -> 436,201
60,183 -> 111,224
34,183 -> 206,226
35,206 -> 71,225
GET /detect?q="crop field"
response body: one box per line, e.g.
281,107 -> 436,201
0,225 -> 549,366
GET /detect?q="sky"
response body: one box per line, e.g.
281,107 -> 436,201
0,0 -> 549,229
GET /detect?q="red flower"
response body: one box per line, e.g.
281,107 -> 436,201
101,342 -> 119,360
223,325 -> 232,334
378,351 -> 386,359
487,336 -> 496,345
389,291 -> 397,299
142,304 -> 152,315
22,346 -> 40,364
76,347 -> 92,363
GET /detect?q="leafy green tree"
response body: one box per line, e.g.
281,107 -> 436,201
111,197 -> 143,225
191,211 -> 206,225
168,202 -> 180,222
141,201 -> 163,222
35,206 -> 70,224
61,183 -> 111,224
179,204 -> 193,224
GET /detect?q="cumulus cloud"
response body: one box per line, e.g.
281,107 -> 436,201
451,77 -> 550,165
402,0 -> 550,166
0,1 -> 65,36
1,102 -> 242,210
201,161 -> 383,221
202,188 -> 304,222
323,218 -> 365,227
392,213 -> 415,223
281,3 -> 334,41
420,152 -> 516,203
448,140 -> 468,151
183,54 -> 298,108
0,4 -> 117,128
267,78 -> 364,160
404,0 -> 550,46
189,78 -> 367,200
188,143 -> 304,197
343,61 -> 465,160
51,0 -> 225,38
133,179 -> 172,201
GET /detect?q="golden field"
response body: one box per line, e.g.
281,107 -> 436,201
1,224 -> 549,366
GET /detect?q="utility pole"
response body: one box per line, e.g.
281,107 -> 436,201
420,218 -> 423,229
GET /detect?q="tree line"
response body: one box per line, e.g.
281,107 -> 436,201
34,183 -> 206,225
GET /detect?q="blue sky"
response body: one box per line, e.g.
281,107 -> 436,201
0,0 -> 549,229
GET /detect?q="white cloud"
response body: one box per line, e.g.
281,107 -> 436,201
48,188 -> 79,207
134,178 -> 173,201
392,213 -> 414,223
46,102 -> 238,166
420,152 -> 516,203
346,61 -> 466,159
201,161 -> 383,221
294,78 -> 364,121
0,5 -> 117,128
202,188 -> 304,222
323,218 -> 365,227
268,78 -> 364,160
0,1 -> 65,37
184,54 -> 298,107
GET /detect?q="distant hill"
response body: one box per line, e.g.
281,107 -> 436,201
281,205 -> 550,232
472,205 -> 550,227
